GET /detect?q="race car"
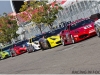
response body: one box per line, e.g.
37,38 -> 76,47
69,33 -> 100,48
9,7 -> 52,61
39,35 -> 61,50
27,37 -> 41,52
60,18 -> 96,46
10,45 -> 27,57
0,50 -> 10,60
94,19 -> 100,37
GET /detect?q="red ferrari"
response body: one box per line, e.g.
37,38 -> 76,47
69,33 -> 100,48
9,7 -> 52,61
10,45 -> 27,57
60,18 -> 96,46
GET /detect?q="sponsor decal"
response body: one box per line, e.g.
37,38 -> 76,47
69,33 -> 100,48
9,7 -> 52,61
84,25 -> 92,29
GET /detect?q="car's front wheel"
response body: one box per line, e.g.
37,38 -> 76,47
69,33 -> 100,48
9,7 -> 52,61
33,47 -> 35,52
27,46 -> 35,53
46,40 -> 51,49
61,37 -> 66,46
10,50 -> 17,57
27,49 -> 32,53
39,42 -> 45,51
0,54 -> 3,60
71,35 -> 75,44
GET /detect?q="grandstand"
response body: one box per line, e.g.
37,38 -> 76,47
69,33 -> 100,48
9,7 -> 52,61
52,0 -> 100,24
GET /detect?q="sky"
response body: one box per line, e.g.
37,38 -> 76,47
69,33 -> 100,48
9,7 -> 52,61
0,1 -> 12,15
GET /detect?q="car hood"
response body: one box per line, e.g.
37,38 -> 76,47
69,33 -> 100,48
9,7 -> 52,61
0,51 -> 9,55
70,23 -> 94,35
47,35 -> 60,41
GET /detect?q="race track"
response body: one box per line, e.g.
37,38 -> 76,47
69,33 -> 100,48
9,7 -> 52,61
0,36 -> 100,74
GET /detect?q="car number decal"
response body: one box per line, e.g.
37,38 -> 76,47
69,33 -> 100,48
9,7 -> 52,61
84,25 -> 92,29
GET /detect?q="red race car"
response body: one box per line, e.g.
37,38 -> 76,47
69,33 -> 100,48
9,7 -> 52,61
60,18 -> 96,46
10,45 -> 27,57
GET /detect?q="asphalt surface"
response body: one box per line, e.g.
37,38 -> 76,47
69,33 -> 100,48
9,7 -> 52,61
0,36 -> 100,74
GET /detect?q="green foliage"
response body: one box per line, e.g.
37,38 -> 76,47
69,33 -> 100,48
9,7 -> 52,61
20,2 -> 29,12
0,13 -> 18,43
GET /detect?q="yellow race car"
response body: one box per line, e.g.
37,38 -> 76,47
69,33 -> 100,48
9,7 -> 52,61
39,35 -> 61,50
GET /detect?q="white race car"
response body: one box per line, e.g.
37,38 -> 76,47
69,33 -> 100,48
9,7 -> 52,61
26,37 -> 41,53
27,41 -> 41,50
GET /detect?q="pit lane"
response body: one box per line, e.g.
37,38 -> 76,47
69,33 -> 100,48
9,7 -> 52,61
0,36 -> 100,74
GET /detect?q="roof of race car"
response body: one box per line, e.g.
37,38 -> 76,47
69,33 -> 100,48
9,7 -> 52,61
70,18 -> 90,26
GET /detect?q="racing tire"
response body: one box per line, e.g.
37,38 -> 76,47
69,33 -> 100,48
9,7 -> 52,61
61,37 -> 66,46
27,49 -> 32,53
0,54 -> 3,60
33,47 -> 36,52
46,40 -> 51,49
9,49 -> 13,57
39,42 -> 45,51
71,35 -> 75,44
96,28 -> 100,37
11,51 -> 17,57
27,46 -> 35,53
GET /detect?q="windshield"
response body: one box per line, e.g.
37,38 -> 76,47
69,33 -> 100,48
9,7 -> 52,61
70,19 -> 93,30
50,38 -> 56,40
14,46 -> 20,48
31,35 -> 43,42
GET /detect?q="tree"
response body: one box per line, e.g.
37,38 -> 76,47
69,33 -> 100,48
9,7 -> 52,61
0,13 -> 18,44
20,1 -> 63,33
